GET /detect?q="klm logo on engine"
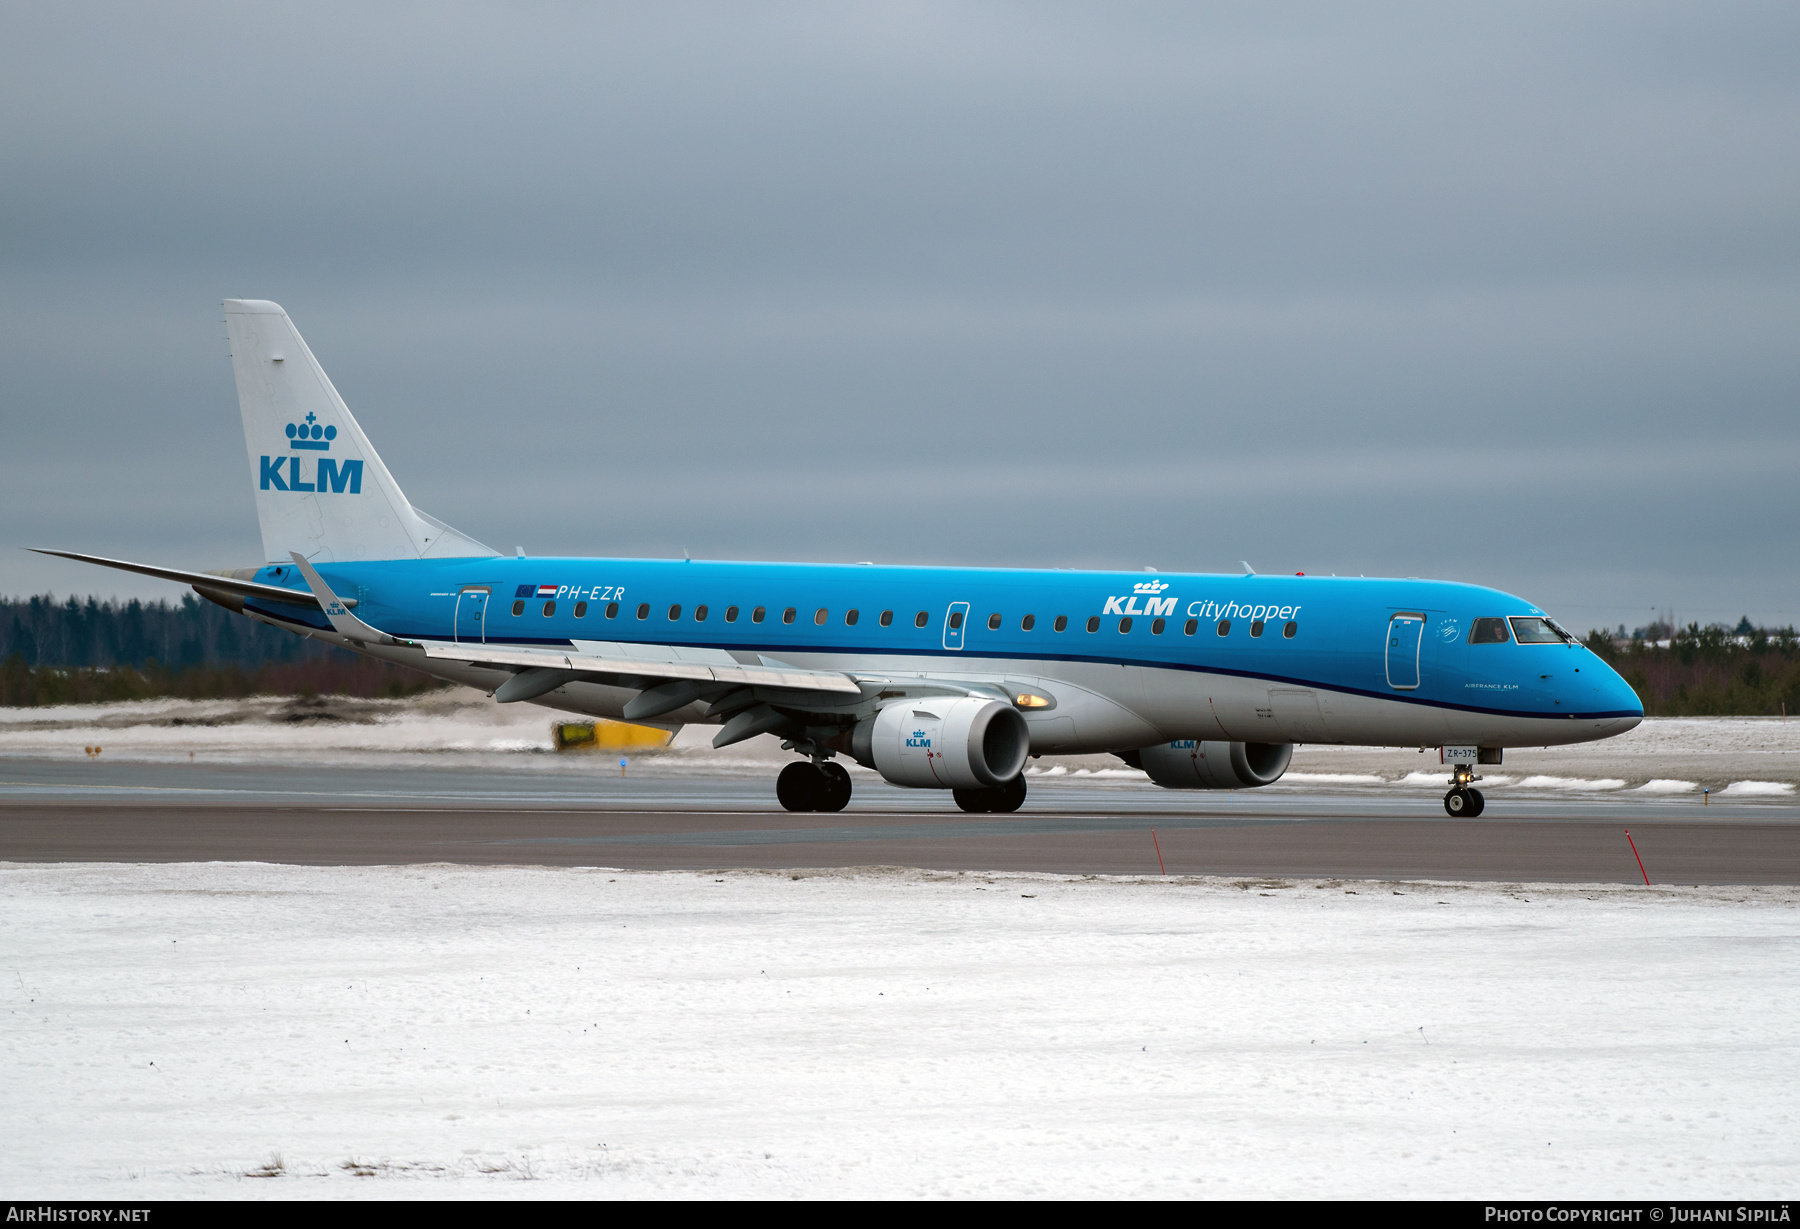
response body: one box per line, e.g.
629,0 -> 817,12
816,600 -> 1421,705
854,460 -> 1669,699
1103,579 -> 1175,617
906,729 -> 931,748
259,413 -> 363,494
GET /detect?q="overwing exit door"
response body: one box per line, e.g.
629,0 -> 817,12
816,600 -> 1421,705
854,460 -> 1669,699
1386,612 -> 1424,689
943,602 -> 970,650
455,587 -> 490,644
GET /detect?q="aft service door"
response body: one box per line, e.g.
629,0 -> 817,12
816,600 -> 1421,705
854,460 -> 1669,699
1386,612 -> 1424,690
455,587 -> 490,644
943,602 -> 970,651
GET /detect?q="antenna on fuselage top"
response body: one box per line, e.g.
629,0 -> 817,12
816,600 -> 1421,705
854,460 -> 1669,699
1240,561 -> 1256,576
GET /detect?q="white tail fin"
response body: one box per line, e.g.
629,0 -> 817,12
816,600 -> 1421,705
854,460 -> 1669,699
223,299 -> 494,563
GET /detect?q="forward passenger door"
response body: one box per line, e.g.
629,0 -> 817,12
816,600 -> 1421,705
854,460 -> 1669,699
1386,612 -> 1424,690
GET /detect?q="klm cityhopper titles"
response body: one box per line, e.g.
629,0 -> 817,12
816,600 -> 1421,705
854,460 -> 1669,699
40,300 -> 1644,817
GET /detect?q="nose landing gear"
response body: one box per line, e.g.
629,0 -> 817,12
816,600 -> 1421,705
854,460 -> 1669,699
1443,764 -> 1485,817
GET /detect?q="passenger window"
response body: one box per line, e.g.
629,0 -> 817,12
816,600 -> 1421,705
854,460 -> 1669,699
1184,619 -> 1197,636
1086,616 -> 1100,633
1469,617 -> 1511,644
915,611 -> 928,627
1151,618 -> 1165,635
1250,619 -> 1264,638
725,606 -> 739,622
574,601 -> 587,618
1054,615 -> 1068,632
668,604 -> 681,621
1283,621 -> 1297,639
987,612 -> 1001,630
814,608 -> 827,625
605,601 -> 619,619
752,606 -> 766,623
1509,616 -> 1569,644
635,603 -> 649,619
1118,617 -> 1133,633
1021,614 -> 1036,631
695,605 -> 708,622
782,607 -> 796,624
511,599 -> 524,617
879,610 -> 893,627
543,601 -> 556,617
1217,619 -> 1231,636
948,611 -> 964,630
845,609 -> 859,626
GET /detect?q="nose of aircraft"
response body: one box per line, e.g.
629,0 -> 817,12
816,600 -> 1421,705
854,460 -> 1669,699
1584,653 -> 1644,730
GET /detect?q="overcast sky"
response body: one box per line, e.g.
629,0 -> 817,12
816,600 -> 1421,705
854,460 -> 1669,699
3,2 -> 1795,632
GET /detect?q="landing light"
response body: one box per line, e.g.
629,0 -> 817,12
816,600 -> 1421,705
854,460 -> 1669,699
1015,693 -> 1052,709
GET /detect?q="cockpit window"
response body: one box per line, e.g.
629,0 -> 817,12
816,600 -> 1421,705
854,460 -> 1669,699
1509,616 -> 1572,644
1469,618 -> 1511,644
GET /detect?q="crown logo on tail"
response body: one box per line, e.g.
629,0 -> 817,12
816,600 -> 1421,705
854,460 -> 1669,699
286,412 -> 337,451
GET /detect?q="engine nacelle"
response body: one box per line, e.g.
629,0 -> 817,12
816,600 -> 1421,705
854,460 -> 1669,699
856,697 -> 1031,789
1129,740 -> 1292,789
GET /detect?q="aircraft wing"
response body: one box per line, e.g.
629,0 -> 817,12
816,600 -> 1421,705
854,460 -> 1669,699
417,639 -> 864,695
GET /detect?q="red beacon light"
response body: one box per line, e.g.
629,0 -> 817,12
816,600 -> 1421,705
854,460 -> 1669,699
1295,571 -> 1304,576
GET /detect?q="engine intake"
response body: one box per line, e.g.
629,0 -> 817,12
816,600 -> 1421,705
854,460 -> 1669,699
1127,740 -> 1292,789
857,697 -> 1030,789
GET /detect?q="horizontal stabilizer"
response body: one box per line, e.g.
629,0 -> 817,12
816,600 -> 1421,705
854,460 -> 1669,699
30,548 -> 332,609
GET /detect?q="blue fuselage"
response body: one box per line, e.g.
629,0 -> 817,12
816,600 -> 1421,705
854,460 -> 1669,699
246,556 -> 1643,741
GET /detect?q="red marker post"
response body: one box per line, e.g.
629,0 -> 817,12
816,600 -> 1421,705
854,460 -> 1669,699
1625,829 -> 1650,885
1151,828 -> 1167,876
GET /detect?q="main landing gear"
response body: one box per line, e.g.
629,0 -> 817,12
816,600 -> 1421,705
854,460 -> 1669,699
1444,764 -> 1485,817
776,760 -> 852,813
773,762 -> 1030,814
954,774 -> 1027,814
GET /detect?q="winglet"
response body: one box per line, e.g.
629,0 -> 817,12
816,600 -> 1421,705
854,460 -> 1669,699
1240,560 -> 1257,576
288,552 -> 399,644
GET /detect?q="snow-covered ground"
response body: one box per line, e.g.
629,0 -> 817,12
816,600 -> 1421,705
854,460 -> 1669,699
2,692 -> 1794,794
2,863 -> 1794,1199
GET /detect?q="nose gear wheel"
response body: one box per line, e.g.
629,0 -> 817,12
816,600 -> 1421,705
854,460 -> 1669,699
1444,786 -> 1485,817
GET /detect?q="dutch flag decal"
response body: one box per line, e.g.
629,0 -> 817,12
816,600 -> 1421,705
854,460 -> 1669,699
536,584 -> 558,598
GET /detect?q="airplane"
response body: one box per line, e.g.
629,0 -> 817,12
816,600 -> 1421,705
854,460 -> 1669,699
38,299 -> 1644,817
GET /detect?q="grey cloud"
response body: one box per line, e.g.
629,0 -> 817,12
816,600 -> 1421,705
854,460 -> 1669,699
2,2 -> 1796,630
